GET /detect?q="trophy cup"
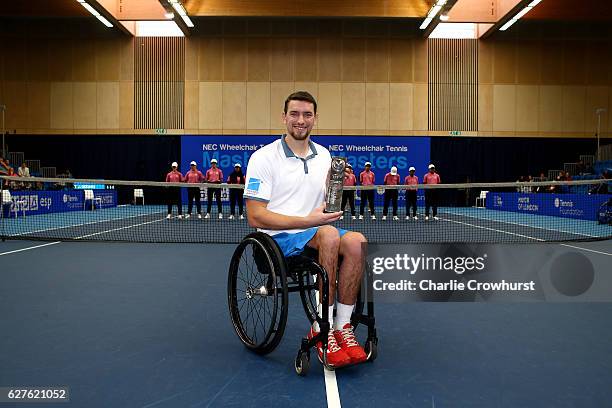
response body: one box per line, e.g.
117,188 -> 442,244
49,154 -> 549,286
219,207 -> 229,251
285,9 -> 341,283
325,157 -> 347,213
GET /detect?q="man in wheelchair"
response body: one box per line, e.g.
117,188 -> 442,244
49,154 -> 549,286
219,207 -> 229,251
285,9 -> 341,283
243,91 -> 368,368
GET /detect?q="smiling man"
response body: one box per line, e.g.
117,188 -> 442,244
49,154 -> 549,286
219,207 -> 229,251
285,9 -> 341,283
244,91 -> 368,368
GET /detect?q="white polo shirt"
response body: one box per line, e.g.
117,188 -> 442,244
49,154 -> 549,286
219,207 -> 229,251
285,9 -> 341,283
244,135 -> 332,235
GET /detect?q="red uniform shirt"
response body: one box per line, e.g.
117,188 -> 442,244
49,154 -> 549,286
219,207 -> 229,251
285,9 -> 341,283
404,175 -> 419,190
360,170 -> 375,186
165,170 -> 184,183
344,173 -> 356,186
384,173 -> 400,185
423,172 -> 441,184
184,169 -> 204,183
206,167 -> 223,183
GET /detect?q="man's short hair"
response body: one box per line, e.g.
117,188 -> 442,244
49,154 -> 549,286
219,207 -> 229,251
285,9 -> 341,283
284,91 -> 317,114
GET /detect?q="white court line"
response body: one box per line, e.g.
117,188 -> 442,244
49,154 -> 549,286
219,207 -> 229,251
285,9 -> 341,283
441,217 -> 544,242
559,244 -> 612,257
443,210 -> 601,239
324,368 -> 342,408
74,217 -> 166,239
0,241 -> 61,256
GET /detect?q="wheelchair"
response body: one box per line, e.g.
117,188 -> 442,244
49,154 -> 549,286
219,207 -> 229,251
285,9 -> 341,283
227,232 -> 378,376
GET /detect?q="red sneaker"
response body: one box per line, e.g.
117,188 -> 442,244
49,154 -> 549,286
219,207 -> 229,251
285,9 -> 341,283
334,323 -> 367,364
308,327 -> 351,368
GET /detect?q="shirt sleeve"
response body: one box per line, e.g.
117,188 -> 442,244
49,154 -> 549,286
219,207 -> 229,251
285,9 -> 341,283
243,151 -> 273,202
165,173 -> 170,182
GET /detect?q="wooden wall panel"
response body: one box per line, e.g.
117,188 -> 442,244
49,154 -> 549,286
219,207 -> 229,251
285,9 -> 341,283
366,39 -> 389,82
478,41 -> 493,84
3,82 -> 28,129
342,38 -> 365,82
413,39 -> 428,83
184,81 -> 199,130
413,83 -> 428,131
562,86 -> 586,132
365,83 -> 389,131
184,37 -> 199,81
199,38 -> 223,81
294,40 -> 317,82
563,41 -> 586,85
584,86 -> 609,133
341,83 -> 365,133
538,86 -> 564,133
222,82 -> 247,130
515,85 -> 539,132
540,41 -> 564,85
3,38 -> 27,81
96,39 -> 120,81
586,41 -> 609,86
247,38 -> 270,81
269,82 -> 294,129
478,84 -> 493,131
516,41 -> 540,85
27,82 -> 50,129
388,39 -> 413,83
72,38 -> 97,82
199,82 -> 223,129
223,38 -> 248,81
119,38 -> 134,82
493,41 -> 516,84
50,82 -> 73,129
318,38 -> 342,82
119,81 -> 134,130
134,37 -> 184,129
48,39 -> 73,82
96,82 -> 119,129
269,38 -> 294,81
26,39 -> 48,81
389,83 -> 413,131
317,82 -> 342,130
493,85 -> 516,131
73,82 -> 97,129
246,82 -> 270,130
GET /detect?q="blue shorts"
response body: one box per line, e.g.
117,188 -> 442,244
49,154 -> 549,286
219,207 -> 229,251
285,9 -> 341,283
272,227 -> 348,257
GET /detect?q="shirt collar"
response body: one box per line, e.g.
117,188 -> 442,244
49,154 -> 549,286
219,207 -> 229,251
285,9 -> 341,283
280,134 -> 318,159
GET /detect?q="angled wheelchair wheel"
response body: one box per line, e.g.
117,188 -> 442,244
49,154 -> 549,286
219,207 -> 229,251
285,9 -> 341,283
228,232 -> 288,355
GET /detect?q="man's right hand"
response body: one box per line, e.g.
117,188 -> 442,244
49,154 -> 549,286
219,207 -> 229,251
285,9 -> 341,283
307,204 -> 342,225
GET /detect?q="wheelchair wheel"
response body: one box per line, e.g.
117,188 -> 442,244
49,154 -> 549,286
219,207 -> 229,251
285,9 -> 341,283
228,232 -> 288,355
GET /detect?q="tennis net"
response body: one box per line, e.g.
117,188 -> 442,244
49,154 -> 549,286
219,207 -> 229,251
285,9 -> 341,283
1,176 -> 610,244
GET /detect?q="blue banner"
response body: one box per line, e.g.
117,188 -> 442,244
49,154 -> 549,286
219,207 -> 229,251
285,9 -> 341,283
486,192 -> 612,221
181,135 -> 431,202
7,190 -> 117,216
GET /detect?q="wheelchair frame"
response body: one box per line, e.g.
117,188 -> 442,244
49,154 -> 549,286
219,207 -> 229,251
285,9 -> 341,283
227,232 -> 378,376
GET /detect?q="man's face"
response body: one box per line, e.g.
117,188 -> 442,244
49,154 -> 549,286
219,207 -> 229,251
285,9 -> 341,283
212,162 -> 217,168
172,166 -> 177,171
365,165 -> 371,172
410,170 -> 415,175
429,168 -> 435,173
283,100 -> 316,141
191,165 -> 196,170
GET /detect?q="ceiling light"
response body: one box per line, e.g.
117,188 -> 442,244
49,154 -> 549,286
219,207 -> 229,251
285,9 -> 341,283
420,0 -> 449,30
76,0 -> 113,27
165,12 -> 175,19
499,0 -> 543,32
440,14 -> 449,21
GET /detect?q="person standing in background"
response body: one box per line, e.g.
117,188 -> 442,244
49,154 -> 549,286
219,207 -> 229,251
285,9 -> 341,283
165,162 -> 183,219
227,163 -> 245,220
382,166 -> 400,220
423,164 -> 441,220
205,158 -> 224,219
184,161 -> 204,219
359,162 -> 376,220
340,164 -> 357,220
404,166 -> 419,220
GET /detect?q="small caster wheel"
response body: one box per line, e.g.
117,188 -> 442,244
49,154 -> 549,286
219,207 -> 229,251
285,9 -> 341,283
365,339 -> 378,362
295,350 -> 310,376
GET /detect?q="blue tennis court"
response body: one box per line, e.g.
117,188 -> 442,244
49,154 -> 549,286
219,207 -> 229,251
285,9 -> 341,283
1,239 -> 611,407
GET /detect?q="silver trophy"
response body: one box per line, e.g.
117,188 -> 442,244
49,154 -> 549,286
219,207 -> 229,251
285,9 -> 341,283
325,157 -> 347,213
